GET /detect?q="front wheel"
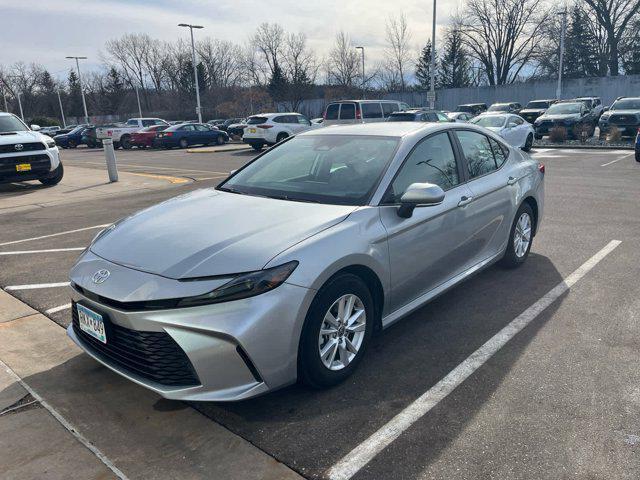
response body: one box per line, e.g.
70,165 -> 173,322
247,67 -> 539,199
500,203 -> 534,269
39,162 -> 64,186
216,134 -> 225,145
522,133 -> 533,152
67,140 -> 77,149
635,150 -> 640,162
179,138 -> 189,149
299,273 -> 374,389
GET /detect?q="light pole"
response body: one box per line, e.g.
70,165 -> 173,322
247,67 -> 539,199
17,92 -> 24,121
355,46 -> 365,100
135,85 -> 143,118
556,7 -> 568,99
178,23 -> 204,123
429,0 -> 437,109
2,90 -> 7,112
57,89 -> 66,128
66,56 -> 90,124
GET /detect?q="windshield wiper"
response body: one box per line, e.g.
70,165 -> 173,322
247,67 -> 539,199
218,186 -> 244,195
265,194 -> 320,203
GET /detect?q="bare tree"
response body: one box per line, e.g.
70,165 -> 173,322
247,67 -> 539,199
282,32 -> 318,110
460,0 -> 550,85
385,13 -> 412,91
584,0 -> 640,75
252,23 -> 286,76
104,34 -> 152,89
326,32 -> 360,87
197,38 -> 244,89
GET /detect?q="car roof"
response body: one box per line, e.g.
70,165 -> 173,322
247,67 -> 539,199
249,113 -> 302,118
300,122 -> 433,138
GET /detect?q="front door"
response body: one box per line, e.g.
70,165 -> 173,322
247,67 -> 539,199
379,131 -> 476,313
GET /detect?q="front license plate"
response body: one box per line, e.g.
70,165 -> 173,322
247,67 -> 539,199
77,304 -> 107,344
249,128 -> 256,133
15,163 -> 31,172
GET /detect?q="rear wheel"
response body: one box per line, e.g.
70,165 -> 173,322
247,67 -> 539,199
179,138 -> 189,149
251,143 -> 264,151
276,132 -> 289,143
522,133 -> 533,152
500,203 -> 534,269
299,273 -> 374,388
39,162 -> 64,186
636,150 -> 640,162
120,135 -> 132,149
216,134 -> 225,145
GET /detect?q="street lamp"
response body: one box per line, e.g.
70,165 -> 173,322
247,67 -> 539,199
178,23 -> 204,123
429,0 -> 437,109
556,7 -> 568,99
355,46 -> 365,100
65,56 -> 90,124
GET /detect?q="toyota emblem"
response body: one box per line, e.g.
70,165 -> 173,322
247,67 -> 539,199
14,144 -> 24,151
92,269 -> 110,284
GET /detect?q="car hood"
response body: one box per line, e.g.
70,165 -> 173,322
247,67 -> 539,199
537,114 -> 580,121
520,108 -> 545,114
602,109 -> 640,116
0,130 -> 47,145
90,189 -> 357,279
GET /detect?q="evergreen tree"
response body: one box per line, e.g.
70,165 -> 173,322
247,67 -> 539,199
268,61 -> 288,103
415,40 -> 434,90
438,29 -> 472,89
104,67 -> 124,114
67,69 -> 83,117
621,18 -> 640,74
564,5 -> 599,79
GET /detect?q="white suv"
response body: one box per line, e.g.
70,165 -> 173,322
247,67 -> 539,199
242,113 -> 319,151
0,113 -> 63,186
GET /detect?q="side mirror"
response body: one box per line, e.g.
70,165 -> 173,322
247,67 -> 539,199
397,183 -> 445,218
31,124 -> 41,131
603,106 -> 610,112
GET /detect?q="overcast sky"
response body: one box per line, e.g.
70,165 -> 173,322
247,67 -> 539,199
1,0 -> 463,80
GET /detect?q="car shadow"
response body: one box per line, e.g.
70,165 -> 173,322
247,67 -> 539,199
0,181 -> 49,197
191,253 -> 566,478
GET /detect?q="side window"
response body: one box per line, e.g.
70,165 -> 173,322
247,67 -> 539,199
362,103 -> 383,119
382,103 -> 398,117
514,116 -> 524,125
456,130 -> 497,179
195,124 -> 208,131
488,137 -> 508,168
387,133 -> 460,202
436,113 -> 449,122
297,115 -> 311,125
400,103 -> 410,111
427,113 -> 438,122
339,103 -> 356,120
325,104 -> 339,120
154,120 -> 166,126
141,120 -> 154,127
181,125 -> 195,131
273,116 -> 289,124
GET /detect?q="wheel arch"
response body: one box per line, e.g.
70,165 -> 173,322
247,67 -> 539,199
521,196 -> 539,236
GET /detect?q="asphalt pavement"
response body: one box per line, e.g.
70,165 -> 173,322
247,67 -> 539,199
0,146 -> 638,479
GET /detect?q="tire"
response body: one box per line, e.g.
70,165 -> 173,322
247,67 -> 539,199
179,138 -> 189,149
216,134 -> 225,145
276,132 -> 289,143
39,162 -> 64,186
113,142 -> 121,150
500,203 -> 534,269
298,273 -> 374,389
68,139 -> 77,149
251,144 -> 263,151
522,133 -> 533,152
635,150 -> 640,162
120,135 -> 132,150
534,134 -> 543,140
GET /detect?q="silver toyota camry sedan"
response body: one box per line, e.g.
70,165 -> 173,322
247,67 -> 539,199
68,122 -> 544,401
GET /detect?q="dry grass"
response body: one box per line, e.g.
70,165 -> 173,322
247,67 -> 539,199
606,126 -> 622,143
549,126 -> 568,143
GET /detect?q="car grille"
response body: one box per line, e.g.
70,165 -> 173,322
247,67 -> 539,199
0,142 -> 46,154
0,154 -> 51,176
521,113 -> 539,123
609,114 -> 638,125
72,301 -> 200,387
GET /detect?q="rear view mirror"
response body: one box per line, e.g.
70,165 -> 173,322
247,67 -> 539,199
398,183 -> 445,218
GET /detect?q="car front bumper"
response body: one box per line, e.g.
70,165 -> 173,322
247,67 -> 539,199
0,147 -> 59,183
598,122 -> 640,137
67,252 -> 314,401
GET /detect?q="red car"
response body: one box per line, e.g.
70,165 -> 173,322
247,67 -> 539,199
130,125 -> 168,148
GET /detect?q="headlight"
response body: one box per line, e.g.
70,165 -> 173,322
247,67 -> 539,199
46,140 -> 56,148
177,261 -> 299,307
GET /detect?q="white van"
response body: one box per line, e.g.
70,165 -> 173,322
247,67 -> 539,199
323,100 -> 410,126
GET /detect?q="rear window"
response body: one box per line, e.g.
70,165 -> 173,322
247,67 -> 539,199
339,103 -> 356,120
247,116 -> 268,125
362,103 -> 382,119
325,104 -> 339,120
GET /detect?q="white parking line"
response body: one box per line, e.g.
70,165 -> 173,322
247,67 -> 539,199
0,247 -> 85,255
45,303 -> 72,314
5,282 -> 70,291
601,152 -> 634,167
0,359 -> 129,480
326,240 -> 622,480
0,224 -> 110,247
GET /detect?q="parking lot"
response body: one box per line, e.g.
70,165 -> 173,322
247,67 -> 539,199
1,146 -> 639,479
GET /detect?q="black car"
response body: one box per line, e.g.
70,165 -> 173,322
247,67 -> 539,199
456,103 -> 487,115
598,97 -> 640,138
217,118 -> 243,132
487,102 -> 522,114
534,101 -> 596,139
635,129 -> 640,162
386,109 -> 450,122
519,99 -> 557,124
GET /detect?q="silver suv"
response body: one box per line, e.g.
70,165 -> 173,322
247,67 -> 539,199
323,100 -> 410,126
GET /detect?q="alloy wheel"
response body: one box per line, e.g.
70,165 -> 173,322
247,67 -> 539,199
513,212 -> 532,258
318,294 -> 366,371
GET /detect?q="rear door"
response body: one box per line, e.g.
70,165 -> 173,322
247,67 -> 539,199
452,129 -> 515,263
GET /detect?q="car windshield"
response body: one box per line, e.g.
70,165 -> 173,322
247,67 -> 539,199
527,101 -> 550,109
0,115 -> 29,133
546,103 -> 581,114
69,126 -> 84,134
219,135 -> 399,205
472,116 -> 506,128
611,99 -> 640,110
387,113 -> 418,122
488,104 -> 509,112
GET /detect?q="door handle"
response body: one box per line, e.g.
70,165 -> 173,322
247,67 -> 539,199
458,195 -> 473,207
507,176 -> 518,186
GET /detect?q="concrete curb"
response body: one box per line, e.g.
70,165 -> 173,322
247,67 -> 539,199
0,290 -> 303,480
187,144 -> 250,153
